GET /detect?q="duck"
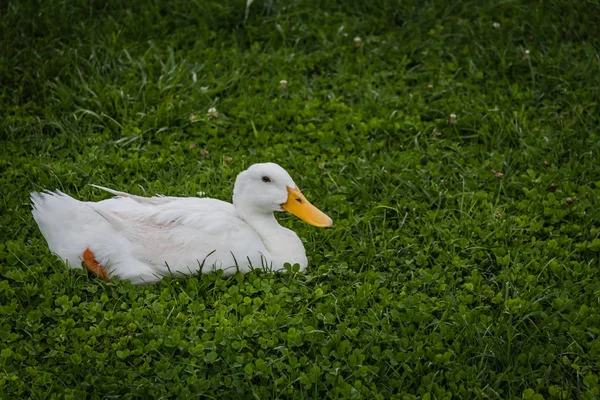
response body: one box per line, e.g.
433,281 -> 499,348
31,162 -> 333,285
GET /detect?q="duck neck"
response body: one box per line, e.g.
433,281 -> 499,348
238,208 -> 307,269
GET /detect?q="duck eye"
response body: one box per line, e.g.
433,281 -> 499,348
261,176 -> 271,183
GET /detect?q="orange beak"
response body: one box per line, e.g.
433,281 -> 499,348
281,186 -> 333,227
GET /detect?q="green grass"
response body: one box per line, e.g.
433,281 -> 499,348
2,0 -> 600,398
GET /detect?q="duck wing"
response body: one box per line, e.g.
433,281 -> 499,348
90,198 -> 269,276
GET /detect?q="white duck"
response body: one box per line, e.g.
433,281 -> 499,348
31,162 -> 332,285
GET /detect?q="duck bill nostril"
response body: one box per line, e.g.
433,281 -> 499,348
281,186 -> 333,227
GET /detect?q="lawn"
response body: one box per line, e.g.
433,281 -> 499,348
1,0 -> 600,398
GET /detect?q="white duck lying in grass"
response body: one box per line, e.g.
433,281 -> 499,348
31,163 -> 333,285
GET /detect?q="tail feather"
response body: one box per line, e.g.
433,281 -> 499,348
89,184 -> 133,198
89,184 -> 184,205
30,191 -> 98,268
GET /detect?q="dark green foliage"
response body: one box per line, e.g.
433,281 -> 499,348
1,0 -> 600,398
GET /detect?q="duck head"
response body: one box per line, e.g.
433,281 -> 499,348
232,162 -> 333,227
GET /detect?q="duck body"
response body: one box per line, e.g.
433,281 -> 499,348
31,163 -> 332,285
